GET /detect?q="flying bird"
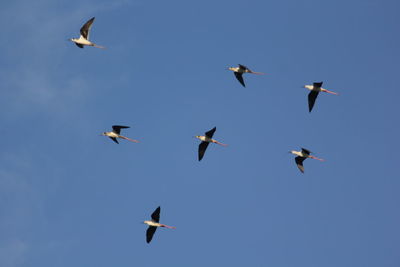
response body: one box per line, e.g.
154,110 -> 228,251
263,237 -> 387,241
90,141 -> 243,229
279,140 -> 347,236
290,148 -> 324,173
101,125 -> 139,144
228,64 -> 264,87
195,127 -> 227,161
304,82 -> 338,112
144,206 -> 176,243
69,17 -> 105,49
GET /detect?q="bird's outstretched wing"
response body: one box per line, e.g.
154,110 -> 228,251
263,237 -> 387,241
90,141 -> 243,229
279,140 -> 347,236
75,43 -> 84,48
146,226 -> 157,243
301,148 -> 311,156
80,17 -> 95,40
308,90 -> 319,112
238,64 -> 249,71
112,125 -> 130,134
313,82 -> 323,88
109,137 -> 119,144
234,72 -> 245,87
205,127 -> 216,138
295,156 -> 306,173
151,206 -> 161,222
198,141 -> 210,161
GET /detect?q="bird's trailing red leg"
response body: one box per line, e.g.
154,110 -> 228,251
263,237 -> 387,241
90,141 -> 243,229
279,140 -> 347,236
309,155 -> 324,161
321,89 -> 338,95
92,44 -> 105,49
120,136 -> 140,143
160,224 -> 176,229
212,140 -> 228,146
250,71 -> 265,75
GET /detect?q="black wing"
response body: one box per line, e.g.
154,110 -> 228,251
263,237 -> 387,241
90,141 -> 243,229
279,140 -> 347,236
313,82 -> 323,88
80,17 -> 95,40
109,137 -> 119,144
112,125 -> 130,134
295,156 -> 306,173
238,64 -> 249,71
74,43 -> 84,48
234,72 -> 245,87
205,127 -> 216,138
301,148 -> 311,156
151,206 -> 161,222
308,90 -> 319,112
198,141 -> 210,161
146,226 -> 157,243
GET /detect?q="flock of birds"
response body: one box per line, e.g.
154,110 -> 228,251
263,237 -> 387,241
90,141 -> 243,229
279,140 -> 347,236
69,17 -> 338,243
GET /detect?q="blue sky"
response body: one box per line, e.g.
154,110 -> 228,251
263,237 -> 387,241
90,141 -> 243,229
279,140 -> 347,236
0,0 -> 399,266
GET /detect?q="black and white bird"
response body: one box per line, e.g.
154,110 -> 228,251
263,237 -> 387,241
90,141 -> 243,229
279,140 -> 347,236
304,82 -> 338,112
195,127 -> 227,161
228,64 -> 264,87
144,206 -> 176,244
101,125 -> 139,144
69,17 -> 105,49
290,148 -> 324,173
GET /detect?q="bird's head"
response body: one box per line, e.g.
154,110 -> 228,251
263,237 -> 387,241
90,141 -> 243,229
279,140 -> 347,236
228,67 -> 235,71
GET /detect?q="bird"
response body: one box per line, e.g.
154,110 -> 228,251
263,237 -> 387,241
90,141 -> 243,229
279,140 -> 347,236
290,148 -> 324,173
228,64 -> 264,87
69,17 -> 105,49
195,127 -> 227,161
304,82 -> 338,112
101,125 -> 139,144
144,206 -> 176,243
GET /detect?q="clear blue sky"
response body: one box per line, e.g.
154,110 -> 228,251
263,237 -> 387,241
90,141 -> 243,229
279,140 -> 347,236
1,0 -> 399,266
